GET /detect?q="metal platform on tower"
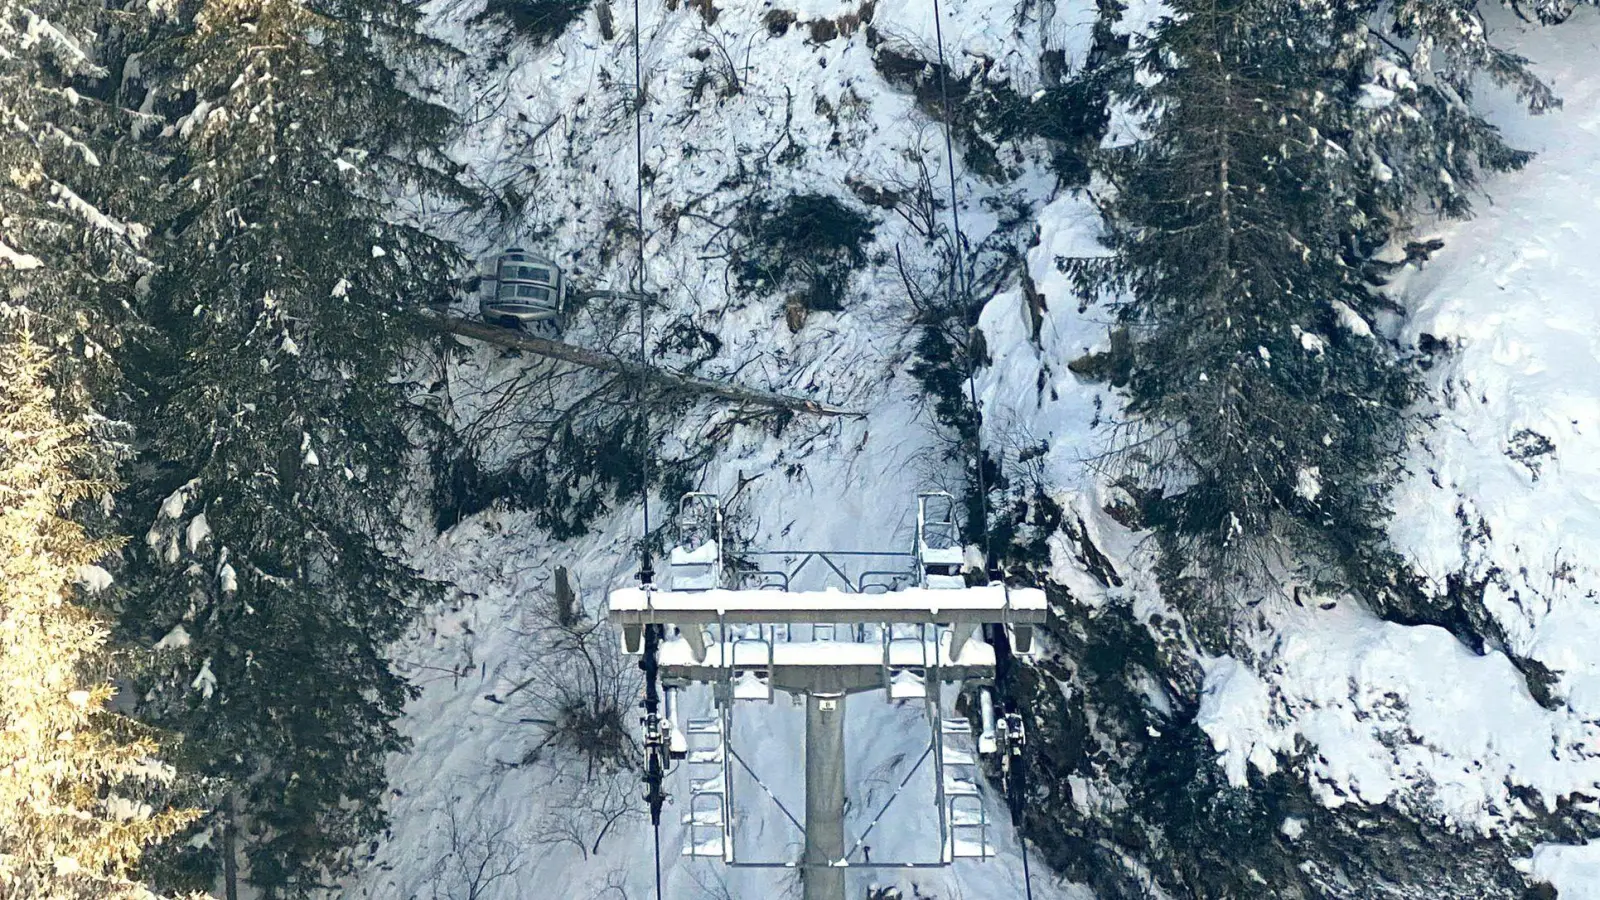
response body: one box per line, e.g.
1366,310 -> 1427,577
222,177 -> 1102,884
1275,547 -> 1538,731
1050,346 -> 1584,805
609,492 -> 1044,900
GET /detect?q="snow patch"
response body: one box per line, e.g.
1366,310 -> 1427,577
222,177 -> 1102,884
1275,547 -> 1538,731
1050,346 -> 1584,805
1294,466 -> 1321,502
1197,656 -> 1286,787
1528,842 -> 1600,900
104,795 -> 153,822
154,625 -> 191,651
185,512 -> 211,553
1240,604 -> 1600,832
0,240 -> 43,270
159,479 -> 198,519
49,180 -> 135,242
1356,83 -> 1397,109
1330,300 -> 1373,337
76,564 -> 113,593
190,657 -> 217,699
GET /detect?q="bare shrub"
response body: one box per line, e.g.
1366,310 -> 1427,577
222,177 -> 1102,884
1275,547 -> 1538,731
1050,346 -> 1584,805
506,579 -> 639,775
422,792 -> 527,900
479,576 -> 644,857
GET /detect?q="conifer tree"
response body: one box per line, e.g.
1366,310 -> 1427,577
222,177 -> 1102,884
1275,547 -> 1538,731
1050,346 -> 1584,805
1065,0 -> 1569,608
1359,0 -> 1554,219
0,322 -> 199,900
118,0 -> 464,893
0,0 -> 152,405
1060,0 -> 1586,626
1068,0 -> 1417,602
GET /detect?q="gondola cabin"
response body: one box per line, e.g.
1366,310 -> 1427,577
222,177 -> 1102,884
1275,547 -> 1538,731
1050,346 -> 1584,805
479,248 -> 565,329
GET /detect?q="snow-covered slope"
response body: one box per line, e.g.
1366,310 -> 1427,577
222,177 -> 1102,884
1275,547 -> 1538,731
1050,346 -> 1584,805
1390,7 -> 1600,727
1195,6 -> 1600,892
350,1 -> 1600,897
353,0 -> 1102,897
1391,6 -> 1600,889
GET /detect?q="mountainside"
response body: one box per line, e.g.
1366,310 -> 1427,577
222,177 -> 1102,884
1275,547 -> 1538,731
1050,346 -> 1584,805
357,1 -> 1095,896
9,0 -> 1600,897
343,2 -> 1600,899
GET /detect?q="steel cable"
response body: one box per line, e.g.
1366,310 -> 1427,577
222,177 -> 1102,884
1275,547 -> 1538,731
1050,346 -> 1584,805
631,7 -> 664,900
632,0 -> 651,550
929,0 -> 995,575
930,3 -> 1036,898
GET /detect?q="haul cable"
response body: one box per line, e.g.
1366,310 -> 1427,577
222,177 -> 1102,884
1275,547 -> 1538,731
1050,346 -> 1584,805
929,1 -> 1036,897
631,2 -> 666,900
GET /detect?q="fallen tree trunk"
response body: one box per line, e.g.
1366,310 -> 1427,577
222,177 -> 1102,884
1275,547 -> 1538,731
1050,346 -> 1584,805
425,316 -> 862,418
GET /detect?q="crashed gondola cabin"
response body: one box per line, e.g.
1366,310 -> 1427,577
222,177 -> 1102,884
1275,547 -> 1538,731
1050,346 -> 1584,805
479,247 -> 565,328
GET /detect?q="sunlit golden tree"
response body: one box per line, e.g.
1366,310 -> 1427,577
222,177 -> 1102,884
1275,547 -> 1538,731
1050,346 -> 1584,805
0,321 -> 200,900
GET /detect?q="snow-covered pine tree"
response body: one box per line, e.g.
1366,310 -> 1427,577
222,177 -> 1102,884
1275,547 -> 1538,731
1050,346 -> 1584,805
1355,0 -> 1554,220
0,0 -> 153,406
1066,0 -> 1567,614
0,4 -> 201,890
117,0 -> 464,893
0,321 -> 200,900
1066,0 -> 1420,611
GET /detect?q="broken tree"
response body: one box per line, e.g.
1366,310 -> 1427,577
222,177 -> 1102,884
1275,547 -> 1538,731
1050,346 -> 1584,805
426,316 -> 862,418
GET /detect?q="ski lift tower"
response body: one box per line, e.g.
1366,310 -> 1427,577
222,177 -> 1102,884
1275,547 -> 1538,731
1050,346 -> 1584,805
609,492 -> 1047,900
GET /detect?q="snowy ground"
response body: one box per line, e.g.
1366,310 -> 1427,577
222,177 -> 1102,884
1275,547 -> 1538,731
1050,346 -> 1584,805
353,0 -> 1104,897
351,0 -> 1600,897
1194,6 -> 1600,893
1393,6 -> 1600,889
1388,6 -> 1600,726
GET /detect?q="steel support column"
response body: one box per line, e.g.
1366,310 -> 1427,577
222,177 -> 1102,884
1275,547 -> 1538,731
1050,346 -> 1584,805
804,692 -> 848,900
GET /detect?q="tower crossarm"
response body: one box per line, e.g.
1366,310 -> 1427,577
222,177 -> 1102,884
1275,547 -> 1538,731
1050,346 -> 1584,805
609,584 -> 1046,629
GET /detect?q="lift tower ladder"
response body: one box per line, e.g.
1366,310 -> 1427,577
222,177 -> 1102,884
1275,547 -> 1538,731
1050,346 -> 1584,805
681,713 -> 731,859
939,716 -> 993,860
